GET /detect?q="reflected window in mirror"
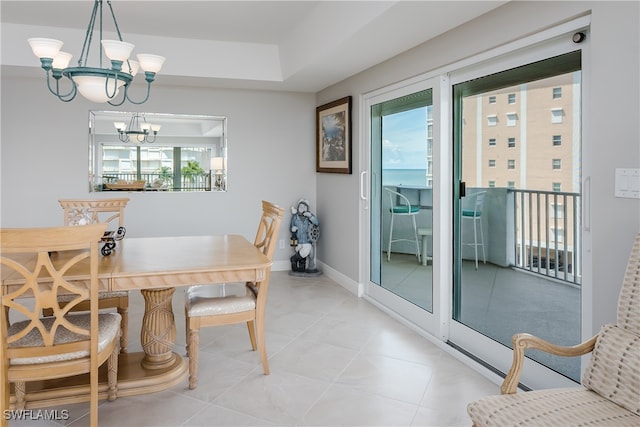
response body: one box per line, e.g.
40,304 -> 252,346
89,111 -> 227,192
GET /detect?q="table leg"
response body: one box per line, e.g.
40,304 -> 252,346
140,287 -> 177,370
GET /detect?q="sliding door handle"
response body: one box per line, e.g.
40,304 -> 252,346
360,171 -> 368,201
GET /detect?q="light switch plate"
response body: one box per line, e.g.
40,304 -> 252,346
615,168 -> 640,199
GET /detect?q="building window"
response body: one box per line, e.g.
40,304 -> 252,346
508,159 -> 516,169
551,108 -> 564,124
552,159 -> 562,169
506,112 -> 518,127
552,182 -> 562,192
552,135 -> 562,146
488,181 -> 496,188
551,227 -> 565,243
487,115 -> 498,126
552,87 -> 562,99
489,138 -> 496,146
489,159 -> 496,167
508,93 -> 516,104
508,137 -> 516,148
507,181 -> 515,189
488,96 -> 496,104
551,203 -> 564,219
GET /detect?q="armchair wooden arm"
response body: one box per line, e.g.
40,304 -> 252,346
501,333 -> 599,394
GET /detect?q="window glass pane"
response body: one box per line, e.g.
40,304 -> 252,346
553,87 -> 562,98
551,108 -> 564,124
372,88 -> 434,314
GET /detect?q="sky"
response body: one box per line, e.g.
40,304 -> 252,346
382,106 -> 428,170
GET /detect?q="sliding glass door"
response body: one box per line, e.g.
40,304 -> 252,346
362,22 -> 589,390
450,50 -> 584,387
365,77 -> 442,333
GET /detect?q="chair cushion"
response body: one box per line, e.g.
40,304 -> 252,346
467,387 -> 640,426
391,205 -> 420,214
462,209 -> 481,217
582,324 -> 640,415
9,312 -> 121,365
186,285 -> 256,317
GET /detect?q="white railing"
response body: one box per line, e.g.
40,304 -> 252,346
510,189 -> 581,285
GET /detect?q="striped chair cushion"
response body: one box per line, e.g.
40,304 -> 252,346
467,387 -> 640,426
582,324 -> 640,415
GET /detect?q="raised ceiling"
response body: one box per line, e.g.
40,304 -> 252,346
1,1 -> 508,92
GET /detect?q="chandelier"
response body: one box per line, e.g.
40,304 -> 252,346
114,114 -> 160,143
27,0 -> 165,105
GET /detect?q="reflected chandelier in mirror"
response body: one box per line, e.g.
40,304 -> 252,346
89,111 -> 227,192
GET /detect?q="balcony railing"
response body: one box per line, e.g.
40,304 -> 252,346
510,189 -> 581,285
101,172 -> 211,191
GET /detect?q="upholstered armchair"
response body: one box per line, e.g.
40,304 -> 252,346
467,232 -> 640,426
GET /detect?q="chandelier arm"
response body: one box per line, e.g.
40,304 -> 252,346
118,132 -> 129,143
107,91 -> 127,107
45,72 -> 77,101
146,133 -> 157,143
123,81 -> 153,105
103,72 -> 121,99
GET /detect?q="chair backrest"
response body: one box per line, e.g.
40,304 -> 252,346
59,198 -> 129,228
581,232 -> 640,415
385,188 -> 416,213
463,191 -> 486,216
254,200 -> 285,261
1,224 -> 107,363
617,232 -> 640,333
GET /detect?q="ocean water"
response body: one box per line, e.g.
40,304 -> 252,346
382,169 -> 428,186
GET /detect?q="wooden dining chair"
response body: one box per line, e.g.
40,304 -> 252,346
184,200 -> 284,389
43,198 -> 130,352
1,224 -> 121,427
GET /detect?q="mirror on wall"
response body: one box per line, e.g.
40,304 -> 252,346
89,111 -> 227,192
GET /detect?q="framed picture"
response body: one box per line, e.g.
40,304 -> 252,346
316,96 -> 352,174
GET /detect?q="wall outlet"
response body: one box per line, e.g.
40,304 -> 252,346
279,239 -> 285,249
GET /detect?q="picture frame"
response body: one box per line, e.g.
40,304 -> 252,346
316,96 -> 352,174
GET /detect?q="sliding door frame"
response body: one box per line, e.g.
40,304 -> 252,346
361,74 -> 446,336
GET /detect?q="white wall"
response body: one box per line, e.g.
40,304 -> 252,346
0,74 -> 317,267
316,1 -> 640,333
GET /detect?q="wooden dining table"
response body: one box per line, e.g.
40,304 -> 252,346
1,234 -> 271,408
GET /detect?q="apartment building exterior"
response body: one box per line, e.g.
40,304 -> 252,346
461,71 -> 581,280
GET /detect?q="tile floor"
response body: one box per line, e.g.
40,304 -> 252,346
10,271 -> 500,426
379,252 -> 581,381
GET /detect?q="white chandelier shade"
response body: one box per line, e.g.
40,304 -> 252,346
75,75 -> 127,103
27,0 -> 165,105
100,40 -> 134,62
